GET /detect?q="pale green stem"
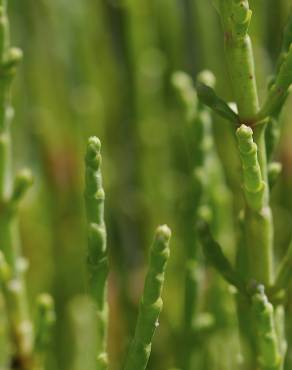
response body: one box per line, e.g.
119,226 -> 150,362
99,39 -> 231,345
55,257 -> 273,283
218,0 -> 259,122
124,225 -> 171,370
172,70 -> 204,369
216,2 -> 278,369
217,0 -> 273,284
236,125 -> 265,212
172,71 -> 216,369
252,287 -> 282,370
84,137 -> 109,370
0,3 -> 33,369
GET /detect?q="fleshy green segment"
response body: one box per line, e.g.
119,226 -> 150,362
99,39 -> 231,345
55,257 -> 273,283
84,137 -> 109,370
217,0 -> 259,121
236,124 -> 265,211
252,287 -> 282,370
231,0 -> 252,37
124,225 -> 171,370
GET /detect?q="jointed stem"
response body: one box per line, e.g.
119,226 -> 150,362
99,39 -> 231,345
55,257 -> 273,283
252,287 -> 282,370
217,0 -> 274,282
219,0 -> 259,122
84,137 -> 109,370
0,2 -> 34,369
215,1 -> 277,368
124,225 -> 171,370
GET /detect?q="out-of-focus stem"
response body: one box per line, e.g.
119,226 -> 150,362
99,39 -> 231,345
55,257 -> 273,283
0,3 -> 34,369
34,294 -> 55,370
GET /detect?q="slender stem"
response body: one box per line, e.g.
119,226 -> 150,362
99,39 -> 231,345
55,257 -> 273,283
252,287 -> 282,370
171,71 -> 201,369
217,0 -> 274,282
172,71 -> 215,369
0,3 -> 34,369
216,2 -> 278,369
124,225 -> 171,370
34,294 -> 55,370
219,0 -> 259,122
84,137 -> 109,370
0,252 -> 33,370
219,0 -> 273,284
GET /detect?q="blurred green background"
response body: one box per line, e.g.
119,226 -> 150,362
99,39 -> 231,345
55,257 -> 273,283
6,0 -> 292,369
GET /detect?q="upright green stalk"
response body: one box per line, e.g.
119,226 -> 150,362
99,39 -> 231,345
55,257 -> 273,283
171,71 -> 202,369
236,125 -> 272,283
172,70 -> 235,369
216,0 -> 273,283
217,0 -> 259,122
0,0 -> 18,200
0,1 -> 34,368
208,1 -> 282,368
124,225 -> 171,370
84,137 -> 109,369
252,287 -> 281,370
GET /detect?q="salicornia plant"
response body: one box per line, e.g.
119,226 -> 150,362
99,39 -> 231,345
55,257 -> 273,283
2,1 -> 292,369
84,137 -> 171,370
0,2 -> 54,369
183,1 -> 292,369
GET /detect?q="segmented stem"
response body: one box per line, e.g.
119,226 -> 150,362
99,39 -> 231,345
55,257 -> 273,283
124,225 -> 171,370
0,3 -> 34,369
218,0 -> 259,122
0,252 -> 33,369
84,137 -> 109,370
171,71 -> 202,369
236,125 -> 266,211
252,287 -> 282,370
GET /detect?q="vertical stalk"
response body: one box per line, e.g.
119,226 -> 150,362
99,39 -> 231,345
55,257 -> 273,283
173,70 -> 235,369
124,225 -> 171,370
0,2 -> 34,369
219,0 -> 259,122
218,0 -> 274,284
216,1 -> 277,368
84,137 -> 109,370
171,71 -> 202,369
0,0 -> 11,200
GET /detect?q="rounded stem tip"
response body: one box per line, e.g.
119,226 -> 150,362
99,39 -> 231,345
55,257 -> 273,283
155,225 -> 171,242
